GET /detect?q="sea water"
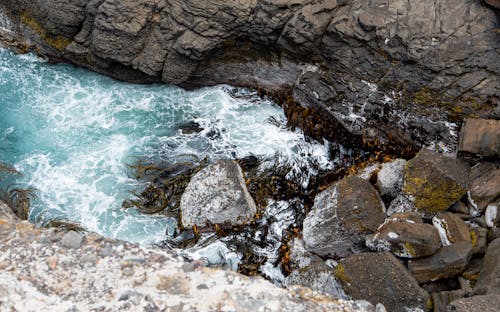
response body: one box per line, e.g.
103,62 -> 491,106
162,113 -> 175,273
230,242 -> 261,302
0,47 -> 334,247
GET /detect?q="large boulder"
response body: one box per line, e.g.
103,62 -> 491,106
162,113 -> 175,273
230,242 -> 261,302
403,149 -> 470,214
303,175 -> 386,258
408,242 -> 473,283
473,238 -> 500,295
335,252 -> 430,312
366,214 -> 441,258
180,160 -> 257,227
458,119 -> 500,159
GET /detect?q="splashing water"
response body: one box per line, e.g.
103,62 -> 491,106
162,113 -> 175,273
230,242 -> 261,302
0,47 -> 334,245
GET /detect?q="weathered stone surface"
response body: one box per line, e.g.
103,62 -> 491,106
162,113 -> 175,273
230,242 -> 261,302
473,238 -> 500,295
409,242 -> 473,283
376,159 -> 406,199
485,202 -> 499,228
447,294 -> 500,312
459,119 -> 500,159
60,230 -> 84,249
403,149 -> 470,214
1,0 -> 497,156
433,212 -> 472,246
366,218 -> 441,258
468,168 -> 500,214
0,201 -> 373,311
180,160 -> 257,227
285,238 -> 347,299
336,252 -> 430,312
386,194 -> 417,216
303,175 -> 386,258
431,290 -> 466,312
471,227 -> 489,255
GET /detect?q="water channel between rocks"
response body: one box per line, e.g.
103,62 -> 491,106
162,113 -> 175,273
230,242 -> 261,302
0,47 -> 358,284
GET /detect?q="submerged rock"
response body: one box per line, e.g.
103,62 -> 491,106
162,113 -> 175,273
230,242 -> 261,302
458,119 -> 500,159
180,160 -> 257,227
303,175 -> 385,258
403,149 -> 470,214
408,242 -> 473,283
366,217 -> 441,258
473,238 -> 500,295
335,252 -> 430,312
376,159 -> 406,199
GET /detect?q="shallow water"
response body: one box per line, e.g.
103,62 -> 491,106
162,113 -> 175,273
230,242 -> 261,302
0,48 -> 334,247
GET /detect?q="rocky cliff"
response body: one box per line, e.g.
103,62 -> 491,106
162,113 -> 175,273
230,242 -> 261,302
1,0 -> 498,155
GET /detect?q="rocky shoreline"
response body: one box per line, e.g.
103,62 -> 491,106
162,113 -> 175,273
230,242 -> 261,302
0,0 -> 499,311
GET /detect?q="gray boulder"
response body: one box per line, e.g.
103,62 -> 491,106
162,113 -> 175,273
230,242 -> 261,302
403,149 -> 470,214
473,238 -> 500,295
335,252 -> 430,312
285,239 -> 346,299
408,242 -> 473,283
303,175 -> 386,258
376,159 -> 406,199
180,160 -> 257,227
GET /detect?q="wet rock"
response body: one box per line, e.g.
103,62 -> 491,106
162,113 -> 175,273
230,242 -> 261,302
433,212 -> 471,246
178,121 -> 203,134
366,218 -> 441,258
403,149 -> 470,214
285,239 -> 346,299
180,160 -> 257,227
376,159 -> 406,199
447,294 -> 500,312
468,166 -> 500,214
473,238 -> 500,295
60,231 -> 84,249
386,194 -> 417,216
303,176 -> 385,258
431,290 -> 466,312
459,119 -> 500,159
335,252 -> 430,312
409,242 -> 473,283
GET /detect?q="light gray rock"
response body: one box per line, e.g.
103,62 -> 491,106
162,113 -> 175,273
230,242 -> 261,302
376,159 -> 406,198
303,175 -> 385,258
180,160 -> 257,227
387,194 -> 417,216
60,230 -> 84,249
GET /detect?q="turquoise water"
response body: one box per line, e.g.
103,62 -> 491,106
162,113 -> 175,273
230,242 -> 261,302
0,48 -> 333,244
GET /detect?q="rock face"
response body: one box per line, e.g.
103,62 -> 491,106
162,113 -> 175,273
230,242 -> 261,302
335,252 -> 430,312
408,242 -> 473,283
366,216 -> 441,258
473,238 -> 500,295
1,0 -> 498,155
0,200 -> 372,311
403,149 -> 470,214
303,175 -> 386,258
459,119 -> 500,159
180,160 -> 257,227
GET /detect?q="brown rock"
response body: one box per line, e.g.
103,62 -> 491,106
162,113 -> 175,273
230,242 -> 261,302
431,290 -> 466,312
403,149 -> 470,214
485,0 -> 500,9
336,252 -> 430,312
409,242 -> 473,283
46,256 -> 59,270
473,238 -> 500,295
447,294 -> 500,312
471,227 -> 488,254
366,219 -> 441,258
433,212 -> 471,245
303,175 -> 386,258
468,168 -> 500,214
459,118 -> 500,158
